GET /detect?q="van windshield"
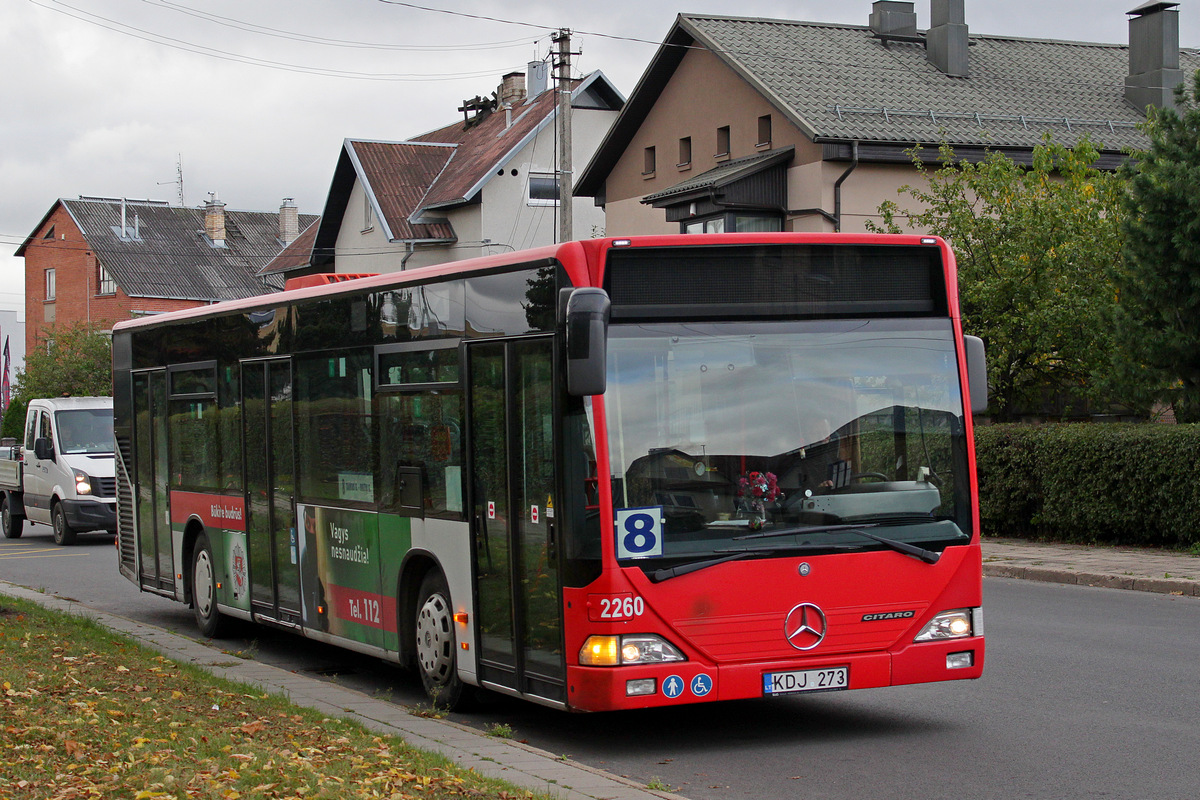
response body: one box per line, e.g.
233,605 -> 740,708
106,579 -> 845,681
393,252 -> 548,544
55,409 -> 114,455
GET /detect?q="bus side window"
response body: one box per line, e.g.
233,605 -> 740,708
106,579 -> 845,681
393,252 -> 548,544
377,392 -> 463,519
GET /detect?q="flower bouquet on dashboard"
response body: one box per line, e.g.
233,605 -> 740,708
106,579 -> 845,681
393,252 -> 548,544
737,471 -> 783,531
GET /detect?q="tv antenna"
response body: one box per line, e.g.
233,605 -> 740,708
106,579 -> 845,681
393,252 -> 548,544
158,154 -> 185,206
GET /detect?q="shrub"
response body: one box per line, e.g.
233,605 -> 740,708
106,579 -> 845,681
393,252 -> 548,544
975,423 -> 1200,548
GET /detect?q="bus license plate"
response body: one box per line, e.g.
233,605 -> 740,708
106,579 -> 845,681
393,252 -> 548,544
763,667 -> 849,696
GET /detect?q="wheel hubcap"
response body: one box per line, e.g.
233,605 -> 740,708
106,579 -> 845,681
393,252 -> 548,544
416,592 -> 454,684
195,550 -> 214,617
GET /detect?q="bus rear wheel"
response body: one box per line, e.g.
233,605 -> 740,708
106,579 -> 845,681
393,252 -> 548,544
415,571 -> 467,709
192,532 -> 229,638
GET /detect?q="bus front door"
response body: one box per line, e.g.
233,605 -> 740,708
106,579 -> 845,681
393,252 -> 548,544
468,338 -> 565,703
242,359 -> 300,625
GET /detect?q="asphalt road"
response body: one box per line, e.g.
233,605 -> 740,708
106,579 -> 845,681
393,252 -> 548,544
3,525 -> 1199,800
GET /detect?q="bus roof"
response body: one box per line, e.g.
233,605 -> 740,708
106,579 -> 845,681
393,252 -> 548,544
110,232 -> 949,334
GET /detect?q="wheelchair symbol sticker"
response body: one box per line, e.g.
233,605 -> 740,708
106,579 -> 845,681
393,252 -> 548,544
663,675 -> 685,699
690,673 -> 713,697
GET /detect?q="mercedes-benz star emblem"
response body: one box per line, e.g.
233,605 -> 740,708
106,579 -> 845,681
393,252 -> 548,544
784,603 -> 827,651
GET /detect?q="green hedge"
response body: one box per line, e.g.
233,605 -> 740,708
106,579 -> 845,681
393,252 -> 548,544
974,423 -> 1200,548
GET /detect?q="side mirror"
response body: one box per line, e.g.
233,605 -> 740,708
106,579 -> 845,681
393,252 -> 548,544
963,335 -> 989,415
34,437 -> 55,461
565,288 -> 611,397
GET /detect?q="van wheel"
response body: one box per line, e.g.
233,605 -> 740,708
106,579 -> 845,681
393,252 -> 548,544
415,571 -> 468,709
191,532 -> 229,638
1,497 -> 22,539
52,503 -> 77,546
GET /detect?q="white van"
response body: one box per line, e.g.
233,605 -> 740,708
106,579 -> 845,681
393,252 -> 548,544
0,397 -> 116,545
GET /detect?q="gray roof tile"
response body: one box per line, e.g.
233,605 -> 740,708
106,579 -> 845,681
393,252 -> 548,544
684,16 -> 1200,151
60,199 -> 317,301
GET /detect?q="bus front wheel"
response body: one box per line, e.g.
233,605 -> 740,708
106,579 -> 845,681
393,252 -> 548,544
191,532 -> 229,638
415,571 -> 466,709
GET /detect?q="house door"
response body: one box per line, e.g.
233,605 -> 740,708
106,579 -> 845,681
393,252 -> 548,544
242,358 -> 300,623
468,337 -> 564,702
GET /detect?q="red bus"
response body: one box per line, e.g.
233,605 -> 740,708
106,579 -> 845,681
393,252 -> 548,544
113,233 -> 987,711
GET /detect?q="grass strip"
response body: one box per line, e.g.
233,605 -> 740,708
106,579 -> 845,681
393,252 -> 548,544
0,593 -> 546,800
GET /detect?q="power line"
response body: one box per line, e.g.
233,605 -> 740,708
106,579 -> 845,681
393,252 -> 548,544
148,0 -> 541,52
33,0 -> 533,81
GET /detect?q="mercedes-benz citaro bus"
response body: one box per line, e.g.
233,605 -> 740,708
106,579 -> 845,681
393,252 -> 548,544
113,233 -> 987,712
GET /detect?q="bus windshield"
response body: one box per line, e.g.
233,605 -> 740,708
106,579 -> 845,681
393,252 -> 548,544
604,318 -> 971,562
55,409 -> 115,455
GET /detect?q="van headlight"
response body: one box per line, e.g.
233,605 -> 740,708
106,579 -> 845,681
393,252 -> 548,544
579,634 -> 685,666
73,469 -> 93,496
914,609 -> 973,641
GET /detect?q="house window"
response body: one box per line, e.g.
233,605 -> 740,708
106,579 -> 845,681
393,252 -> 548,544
643,146 -> 656,176
678,137 -> 692,168
683,213 -> 783,235
45,269 -> 56,301
528,173 -> 560,206
757,115 -> 772,147
684,217 -> 725,234
97,264 -> 116,296
716,125 -> 731,158
362,191 -> 375,232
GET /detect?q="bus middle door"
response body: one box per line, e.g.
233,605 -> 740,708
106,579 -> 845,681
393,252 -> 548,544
242,358 -> 300,625
467,337 -> 565,704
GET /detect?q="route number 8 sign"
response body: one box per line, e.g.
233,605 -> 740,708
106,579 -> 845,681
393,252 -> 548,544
615,507 -> 663,559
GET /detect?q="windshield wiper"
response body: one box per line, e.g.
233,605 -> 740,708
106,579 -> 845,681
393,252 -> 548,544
733,522 -> 881,541
649,543 -> 858,583
735,522 -> 940,564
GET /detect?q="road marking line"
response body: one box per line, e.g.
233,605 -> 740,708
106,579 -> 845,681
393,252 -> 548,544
0,551 -> 91,560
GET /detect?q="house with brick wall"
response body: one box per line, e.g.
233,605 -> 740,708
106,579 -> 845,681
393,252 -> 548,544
16,196 -> 317,356
575,0 -> 1199,236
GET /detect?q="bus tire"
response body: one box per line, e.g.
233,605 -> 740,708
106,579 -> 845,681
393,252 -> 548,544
52,502 -> 77,546
1,496 -> 22,539
191,532 -> 229,638
415,570 -> 467,709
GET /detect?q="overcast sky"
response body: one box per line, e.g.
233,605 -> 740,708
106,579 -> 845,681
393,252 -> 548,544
2,0 -> 1198,315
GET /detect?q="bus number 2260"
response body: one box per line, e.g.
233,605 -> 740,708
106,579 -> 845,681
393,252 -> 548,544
589,594 -> 644,621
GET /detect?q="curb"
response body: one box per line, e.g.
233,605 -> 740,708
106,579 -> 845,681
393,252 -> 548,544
0,581 -> 691,800
982,563 -> 1200,596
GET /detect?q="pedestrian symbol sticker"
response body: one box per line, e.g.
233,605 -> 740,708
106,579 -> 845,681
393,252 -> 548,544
690,673 -> 713,697
663,675 -> 685,699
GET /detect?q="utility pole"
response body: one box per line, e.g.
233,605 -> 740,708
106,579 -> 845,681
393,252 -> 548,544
553,29 -> 573,244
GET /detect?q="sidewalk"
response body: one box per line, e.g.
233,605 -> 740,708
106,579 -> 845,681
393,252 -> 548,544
0,581 -> 686,800
981,537 -> 1200,596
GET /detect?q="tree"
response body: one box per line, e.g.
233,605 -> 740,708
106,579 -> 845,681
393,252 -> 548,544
1118,70 -> 1200,421
870,136 -> 1137,420
15,323 -> 113,404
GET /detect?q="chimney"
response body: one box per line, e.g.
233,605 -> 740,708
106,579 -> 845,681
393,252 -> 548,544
1125,1 -> 1183,113
527,59 -> 550,97
869,1 -> 918,38
279,197 -> 299,245
928,0 -> 969,77
205,193 -> 226,247
499,71 -> 526,106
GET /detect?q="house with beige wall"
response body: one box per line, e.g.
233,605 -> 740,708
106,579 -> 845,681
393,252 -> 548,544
576,0 -> 1200,236
265,67 -> 623,283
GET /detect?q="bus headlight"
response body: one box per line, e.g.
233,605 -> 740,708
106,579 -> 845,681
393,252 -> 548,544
73,469 -> 93,496
914,609 -> 973,642
579,634 -> 685,666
